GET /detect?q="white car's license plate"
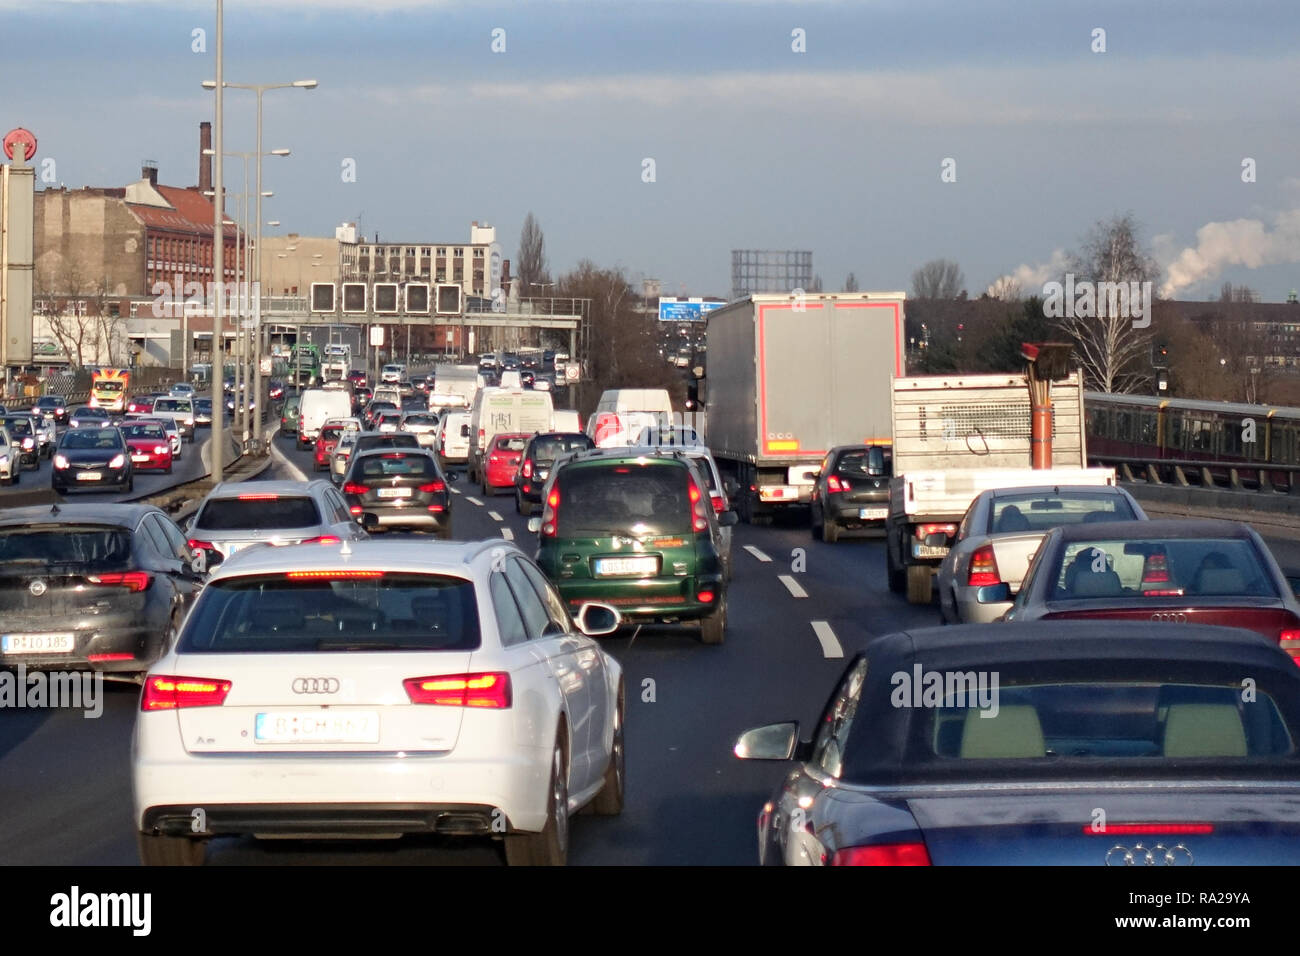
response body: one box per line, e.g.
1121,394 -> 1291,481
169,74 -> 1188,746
2,633 -> 75,654
858,508 -> 888,519
76,472 -> 102,481
377,488 -> 409,498
254,711 -> 380,744
594,556 -> 659,576
131,454 -> 149,462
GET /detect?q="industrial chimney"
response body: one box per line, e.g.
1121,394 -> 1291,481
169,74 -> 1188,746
199,121 -> 212,193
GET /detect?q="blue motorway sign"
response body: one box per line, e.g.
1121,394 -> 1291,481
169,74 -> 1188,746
658,299 -> 724,322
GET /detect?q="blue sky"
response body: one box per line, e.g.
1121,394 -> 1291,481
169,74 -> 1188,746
4,0 -> 1300,301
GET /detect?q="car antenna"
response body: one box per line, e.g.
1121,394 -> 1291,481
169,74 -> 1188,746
340,539 -> 352,556
50,502 -> 60,515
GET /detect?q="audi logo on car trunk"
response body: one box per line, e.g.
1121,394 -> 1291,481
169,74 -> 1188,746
1105,843 -> 1194,866
1150,612 -> 1187,623
292,678 -> 340,694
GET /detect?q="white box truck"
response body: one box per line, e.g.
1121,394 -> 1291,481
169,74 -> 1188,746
466,387 -> 555,482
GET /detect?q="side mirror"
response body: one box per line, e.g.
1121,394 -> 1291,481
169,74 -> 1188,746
574,601 -> 620,637
976,583 -> 1012,604
734,722 -> 802,761
719,510 -> 739,527
527,516 -> 542,534
190,546 -> 223,573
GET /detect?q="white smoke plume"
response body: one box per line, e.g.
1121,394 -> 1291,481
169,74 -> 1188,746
985,249 -> 1070,298
1156,209 -> 1300,298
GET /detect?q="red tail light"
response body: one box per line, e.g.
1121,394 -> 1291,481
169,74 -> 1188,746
301,535 -> 341,545
286,570 -> 383,579
522,459 -> 533,478
238,493 -> 278,501
187,538 -> 214,554
697,590 -> 715,603
419,480 -> 446,493
827,475 -> 849,493
688,479 -> 709,532
1083,823 -> 1214,836
542,487 -> 560,537
141,675 -> 232,711
87,571 -> 151,592
915,523 -> 957,540
1140,552 -> 1182,596
89,652 -> 135,662
830,843 -> 932,866
350,505 -> 363,515
404,672 -> 512,708
343,482 -> 368,495
966,544 -> 1001,588
710,493 -> 725,513
1279,629 -> 1300,662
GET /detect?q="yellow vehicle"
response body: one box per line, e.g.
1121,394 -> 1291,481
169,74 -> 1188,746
90,368 -> 130,413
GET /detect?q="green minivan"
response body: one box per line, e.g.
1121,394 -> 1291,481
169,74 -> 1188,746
279,394 -> 300,438
530,448 -> 737,644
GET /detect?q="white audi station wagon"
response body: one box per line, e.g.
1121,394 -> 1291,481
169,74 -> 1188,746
132,538 -> 624,866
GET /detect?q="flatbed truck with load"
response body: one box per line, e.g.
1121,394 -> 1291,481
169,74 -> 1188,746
885,371 -> 1116,603
702,291 -> 906,524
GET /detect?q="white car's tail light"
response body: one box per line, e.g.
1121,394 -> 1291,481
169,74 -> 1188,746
141,675 -> 232,711
404,673 -> 512,708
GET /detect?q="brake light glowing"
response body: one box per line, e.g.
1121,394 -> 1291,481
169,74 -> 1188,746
343,482 -> 368,495
915,523 -> 957,540
967,544 -> 1001,588
830,843 -> 932,866
301,535 -> 341,545
688,478 -> 708,532
285,570 -> 383,579
187,538 -> 214,554
827,475 -> 849,493
87,571 -> 151,592
522,459 -> 533,478
542,487 -> 560,537
1141,553 -> 1170,584
710,494 -> 725,513
1082,823 -> 1214,836
404,672 -> 512,708
350,505 -> 362,515
697,590 -> 714,603
1279,629 -> 1300,662
141,675 -> 232,711
419,481 -> 446,493
237,493 -> 278,501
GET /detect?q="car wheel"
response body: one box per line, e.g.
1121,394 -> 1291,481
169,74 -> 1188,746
821,516 -> 840,544
699,596 -> 727,645
810,504 -> 822,539
126,476 -> 135,493
438,524 -> 454,541
504,735 -> 568,866
887,530 -> 906,593
137,832 -> 207,866
907,565 -> 932,605
589,683 -> 625,816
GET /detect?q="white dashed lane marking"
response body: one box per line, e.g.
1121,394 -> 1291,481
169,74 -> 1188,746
778,575 -> 808,598
501,528 -> 514,541
450,487 -> 462,495
743,545 -> 772,563
467,497 -> 484,506
488,511 -> 503,522
811,621 -> 843,659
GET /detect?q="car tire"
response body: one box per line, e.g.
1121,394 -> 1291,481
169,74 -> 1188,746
137,832 -> 207,866
126,476 -> 135,493
589,683 -> 625,816
504,735 -> 568,866
699,597 -> 727,645
821,516 -> 840,544
887,530 -> 906,593
906,564 -> 932,605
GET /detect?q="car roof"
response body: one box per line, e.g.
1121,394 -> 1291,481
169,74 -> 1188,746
206,479 -> 333,499
870,620 -> 1294,673
0,502 -> 161,528
1051,517 -> 1253,541
562,446 -> 697,466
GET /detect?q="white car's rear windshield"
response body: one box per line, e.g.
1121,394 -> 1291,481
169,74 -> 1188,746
196,496 -> 322,530
179,573 -> 480,652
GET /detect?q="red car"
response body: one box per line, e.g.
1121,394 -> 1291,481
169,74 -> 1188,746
120,420 -> 173,473
127,394 -> 159,416
481,432 -> 529,495
313,422 -> 347,472
348,369 -> 368,389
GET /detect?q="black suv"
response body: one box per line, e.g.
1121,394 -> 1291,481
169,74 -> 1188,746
341,447 -> 455,537
515,431 -> 594,516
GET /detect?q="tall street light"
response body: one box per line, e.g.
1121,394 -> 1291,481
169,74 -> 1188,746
204,78 -> 315,443
209,0 -> 225,479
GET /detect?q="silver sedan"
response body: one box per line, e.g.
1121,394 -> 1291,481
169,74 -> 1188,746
937,484 -> 1146,624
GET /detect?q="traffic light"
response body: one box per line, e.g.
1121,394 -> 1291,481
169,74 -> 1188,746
1152,341 -> 1169,368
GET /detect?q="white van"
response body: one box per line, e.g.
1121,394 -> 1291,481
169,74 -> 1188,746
435,411 -> 471,466
552,409 -> 582,434
297,388 -> 354,449
586,388 -> 673,447
467,387 -> 554,482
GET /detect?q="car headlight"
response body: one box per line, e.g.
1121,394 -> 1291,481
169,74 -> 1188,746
109,454 -> 126,469
53,454 -> 68,469
154,445 -> 168,455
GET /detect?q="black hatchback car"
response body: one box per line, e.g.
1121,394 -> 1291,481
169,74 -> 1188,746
34,394 -> 69,425
810,444 -> 892,543
341,447 -> 455,537
515,431 -> 595,516
0,503 -> 205,680
53,426 -> 134,494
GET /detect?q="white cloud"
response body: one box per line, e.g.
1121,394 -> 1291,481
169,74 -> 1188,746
1157,210 -> 1300,297
986,249 -> 1070,297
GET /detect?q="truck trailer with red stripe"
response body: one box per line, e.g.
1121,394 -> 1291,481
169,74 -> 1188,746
701,292 -> 905,523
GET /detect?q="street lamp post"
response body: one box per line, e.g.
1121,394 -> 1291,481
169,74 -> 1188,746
210,0 -> 225,480
206,78 -> 316,443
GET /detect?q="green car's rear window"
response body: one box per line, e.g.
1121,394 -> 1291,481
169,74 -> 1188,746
556,461 -> 691,537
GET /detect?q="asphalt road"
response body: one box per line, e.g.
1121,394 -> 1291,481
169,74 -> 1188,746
4,432 -> 1300,865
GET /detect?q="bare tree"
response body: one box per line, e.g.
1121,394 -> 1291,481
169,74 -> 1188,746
516,212 -> 547,295
1054,214 -> 1161,393
843,272 -> 858,292
1219,282 -> 1259,303
807,274 -> 823,293
911,259 -> 964,299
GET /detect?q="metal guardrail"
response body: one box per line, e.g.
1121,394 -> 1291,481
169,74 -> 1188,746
1089,454 -> 1300,495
